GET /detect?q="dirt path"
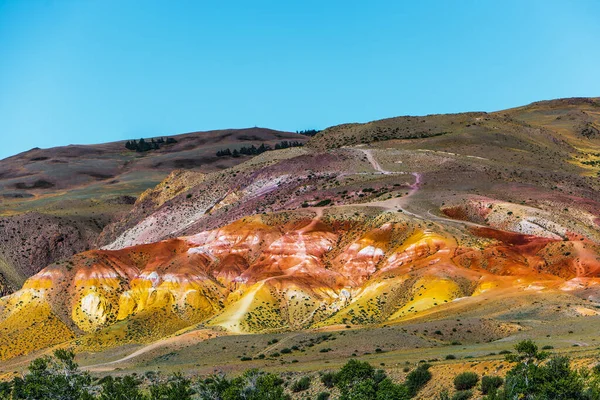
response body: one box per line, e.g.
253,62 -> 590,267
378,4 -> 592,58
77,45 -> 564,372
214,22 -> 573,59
360,149 -> 394,175
353,148 -> 489,231
425,209 -> 486,229
83,329 -> 220,372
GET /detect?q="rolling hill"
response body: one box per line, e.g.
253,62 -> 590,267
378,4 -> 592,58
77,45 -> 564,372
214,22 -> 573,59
0,98 -> 599,391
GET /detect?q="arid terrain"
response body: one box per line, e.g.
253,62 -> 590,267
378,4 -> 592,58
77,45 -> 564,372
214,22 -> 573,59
0,128 -> 306,294
1,97 -> 600,397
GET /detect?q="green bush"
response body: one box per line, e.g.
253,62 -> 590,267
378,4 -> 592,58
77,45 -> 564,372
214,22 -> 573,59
451,390 -> 473,400
504,354 -> 585,400
291,376 -> 310,392
316,392 -> 330,400
405,364 -> 432,397
335,359 -> 409,400
436,389 -> 451,400
149,373 -> 194,400
321,372 -> 336,388
221,370 -> 289,400
14,349 -> 93,400
99,375 -> 145,400
336,359 -> 376,395
315,199 -> 332,207
454,372 -> 479,390
480,375 -> 503,395
376,378 -> 409,400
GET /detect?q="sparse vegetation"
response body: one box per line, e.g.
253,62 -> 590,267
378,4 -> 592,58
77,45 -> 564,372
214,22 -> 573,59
434,340 -> 600,400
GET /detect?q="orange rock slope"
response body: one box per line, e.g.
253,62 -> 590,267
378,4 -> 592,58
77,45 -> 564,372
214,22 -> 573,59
1,210 -> 600,360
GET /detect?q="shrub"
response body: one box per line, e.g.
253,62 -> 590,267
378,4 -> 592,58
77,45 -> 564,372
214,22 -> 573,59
481,375 -> 503,395
280,348 -> 292,354
316,392 -> 330,400
504,353 -> 585,400
291,376 -> 310,392
454,372 -> 479,390
99,375 -> 146,400
451,390 -> 473,400
315,199 -> 332,207
17,349 -> 93,400
335,359 -> 409,400
446,354 -> 456,360
376,378 -> 410,400
149,373 -> 194,400
437,389 -> 451,400
219,370 -> 288,400
336,359 -> 375,391
405,364 -> 432,396
321,372 -> 336,388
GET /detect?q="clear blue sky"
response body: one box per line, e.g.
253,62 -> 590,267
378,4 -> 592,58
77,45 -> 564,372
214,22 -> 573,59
1,0 -> 599,160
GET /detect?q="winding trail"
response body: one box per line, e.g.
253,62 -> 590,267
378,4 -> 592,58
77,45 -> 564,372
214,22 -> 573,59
84,329 -> 221,372
355,148 -> 487,229
425,209 -> 486,229
360,149 -> 395,175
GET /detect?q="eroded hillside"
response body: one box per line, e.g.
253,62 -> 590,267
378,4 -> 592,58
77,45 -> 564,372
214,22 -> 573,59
0,128 -> 306,295
1,97 -> 599,369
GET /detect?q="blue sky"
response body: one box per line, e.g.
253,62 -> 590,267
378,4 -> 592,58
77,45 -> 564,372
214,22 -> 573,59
1,0 -> 599,160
